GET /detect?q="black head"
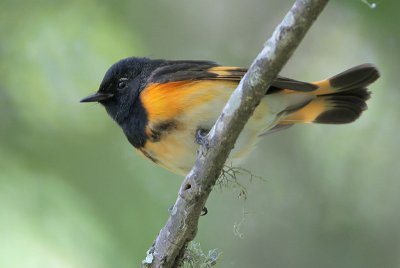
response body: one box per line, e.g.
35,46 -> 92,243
81,57 -> 152,123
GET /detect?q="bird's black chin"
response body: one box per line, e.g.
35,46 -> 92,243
102,94 -> 132,126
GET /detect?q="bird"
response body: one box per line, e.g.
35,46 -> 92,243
81,57 -> 380,176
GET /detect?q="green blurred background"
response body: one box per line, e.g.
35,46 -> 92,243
0,0 -> 399,267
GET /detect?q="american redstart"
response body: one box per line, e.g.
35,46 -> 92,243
81,57 -> 380,175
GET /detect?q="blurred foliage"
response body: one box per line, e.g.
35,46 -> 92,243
0,0 -> 399,267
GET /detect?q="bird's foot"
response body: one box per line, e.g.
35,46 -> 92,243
201,206 -> 208,216
195,128 -> 210,148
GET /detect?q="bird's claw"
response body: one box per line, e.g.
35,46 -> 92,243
201,207 -> 208,216
195,128 -> 210,149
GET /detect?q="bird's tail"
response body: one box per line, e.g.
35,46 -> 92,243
280,64 -> 380,124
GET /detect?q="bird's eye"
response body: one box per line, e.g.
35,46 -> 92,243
117,79 -> 128,90
118,81 -> 126,90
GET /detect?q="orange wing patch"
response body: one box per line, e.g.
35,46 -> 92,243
207,66 -> 247,81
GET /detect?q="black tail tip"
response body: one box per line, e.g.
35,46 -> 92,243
314,88 -> 370,124
330,64 -> 380,90
315,108 -> 362,124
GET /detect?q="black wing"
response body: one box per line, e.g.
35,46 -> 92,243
148,60 -> 317,92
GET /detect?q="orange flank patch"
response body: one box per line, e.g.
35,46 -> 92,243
140,80 -> 236,123
139,79 -> 238,175
280,98 -> 329,124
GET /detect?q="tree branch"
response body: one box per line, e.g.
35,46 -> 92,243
142,0 -> 329,267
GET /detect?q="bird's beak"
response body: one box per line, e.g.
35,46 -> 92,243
80,92 -> 114,103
